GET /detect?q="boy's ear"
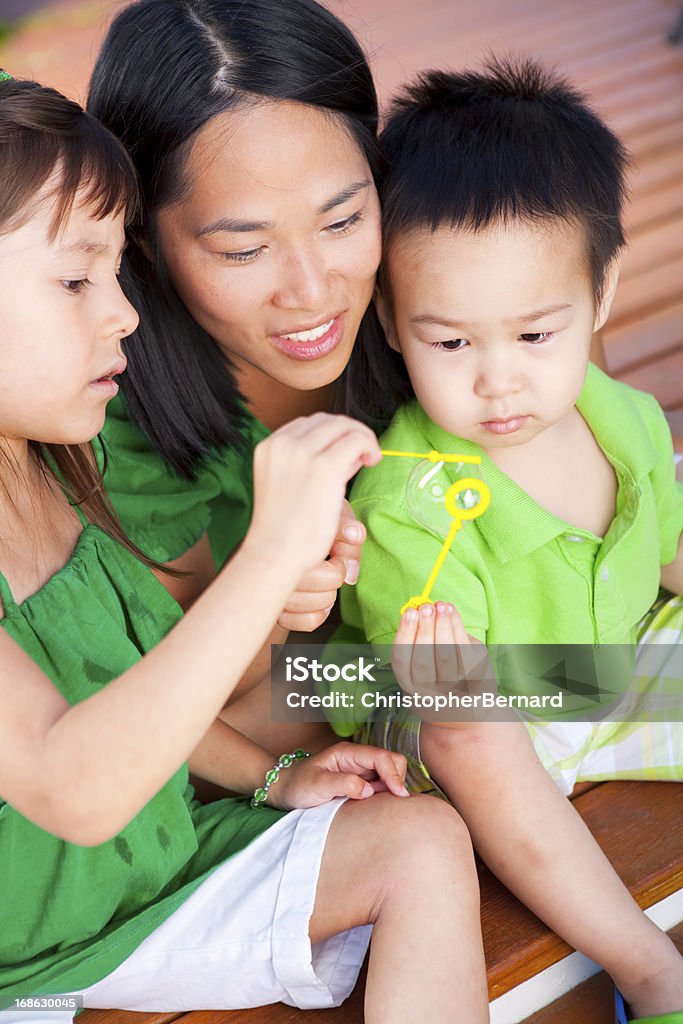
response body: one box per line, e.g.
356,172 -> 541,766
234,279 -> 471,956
374,284 -> 401,353
593,257 -> 621,333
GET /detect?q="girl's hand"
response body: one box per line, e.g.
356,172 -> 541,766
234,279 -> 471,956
249,414 -> 380,579
391,602 -> 495,725
266,741 -> 409,810
278,500 -> 365,631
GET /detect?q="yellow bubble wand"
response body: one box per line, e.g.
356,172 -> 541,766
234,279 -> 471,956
379,449 -> 491,614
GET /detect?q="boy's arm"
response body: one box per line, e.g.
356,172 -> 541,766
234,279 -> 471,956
640,393 -> 683,592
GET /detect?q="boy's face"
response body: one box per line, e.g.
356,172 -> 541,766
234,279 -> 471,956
379,217 -> 617,453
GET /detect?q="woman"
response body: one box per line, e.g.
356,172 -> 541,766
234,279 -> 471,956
88,0 -> 383,755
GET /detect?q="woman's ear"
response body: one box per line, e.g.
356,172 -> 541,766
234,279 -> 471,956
593,257 -> 621,332
373,284 -> 401,353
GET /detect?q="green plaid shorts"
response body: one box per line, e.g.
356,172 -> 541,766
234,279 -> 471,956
355,592 -> 683,797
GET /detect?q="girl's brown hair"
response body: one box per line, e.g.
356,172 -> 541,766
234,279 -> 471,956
0,76 -> 171,573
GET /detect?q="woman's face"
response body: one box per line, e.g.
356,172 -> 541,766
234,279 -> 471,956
155,100 -> 381,399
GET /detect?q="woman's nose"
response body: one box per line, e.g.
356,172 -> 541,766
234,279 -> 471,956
271,248 -> 330,311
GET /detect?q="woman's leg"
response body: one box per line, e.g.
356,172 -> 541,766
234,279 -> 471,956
311,792 -> 489,1023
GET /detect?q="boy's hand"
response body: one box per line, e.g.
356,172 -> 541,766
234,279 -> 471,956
277,501 -> 365,631
266,741 -> 409,810
392,602 -> 497,726
249,414 -> 380,581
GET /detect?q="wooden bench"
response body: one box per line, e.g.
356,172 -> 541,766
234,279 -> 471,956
79,780 -> 682,1024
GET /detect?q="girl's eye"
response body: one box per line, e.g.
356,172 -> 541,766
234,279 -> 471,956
327,210 -> 363,234
431,338 -> 469,352
62,279 -> 91,294
221,247 -> 265,264
520,331 -> 553,344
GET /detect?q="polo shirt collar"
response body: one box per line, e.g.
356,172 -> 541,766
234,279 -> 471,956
410,363 -> 659,564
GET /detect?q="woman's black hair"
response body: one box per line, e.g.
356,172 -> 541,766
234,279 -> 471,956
351,57 -> 630,426
88,0 -> 381,478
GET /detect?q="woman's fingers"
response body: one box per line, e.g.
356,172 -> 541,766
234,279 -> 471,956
329,500 -> 365,577
318,742 -> 410,798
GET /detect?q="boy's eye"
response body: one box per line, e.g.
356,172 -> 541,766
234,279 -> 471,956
221,247 -> 266,264
520,331 -> 553,344
432,338 -> 469,352
326,210 -> 363,234
62,279 -> 91,294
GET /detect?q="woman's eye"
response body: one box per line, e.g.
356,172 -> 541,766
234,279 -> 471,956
327,210 -> 363,234
431,338 -> 469,352
62,279 -> 91,294
520,331 -> 553,343
221,247 -> 265,264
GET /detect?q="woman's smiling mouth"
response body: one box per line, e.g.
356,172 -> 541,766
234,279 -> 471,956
270,313 -> 345,361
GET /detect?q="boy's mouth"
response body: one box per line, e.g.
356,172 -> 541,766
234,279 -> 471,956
480,416 -> 529,435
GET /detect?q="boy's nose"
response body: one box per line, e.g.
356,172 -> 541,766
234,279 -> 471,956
474,355 -> 522,399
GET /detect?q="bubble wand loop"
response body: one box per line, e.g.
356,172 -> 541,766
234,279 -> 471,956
379,449 -> 491,614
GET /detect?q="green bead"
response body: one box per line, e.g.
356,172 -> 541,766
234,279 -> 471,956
265,768 -> 280,785
293,749 -> 308,760
253,788 -> 267,803
279,754 -> 293,767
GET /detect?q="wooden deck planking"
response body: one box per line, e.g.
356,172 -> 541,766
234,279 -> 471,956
2,0 -> 681,413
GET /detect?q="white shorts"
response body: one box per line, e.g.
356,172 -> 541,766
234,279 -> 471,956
0,799 -> 371,1024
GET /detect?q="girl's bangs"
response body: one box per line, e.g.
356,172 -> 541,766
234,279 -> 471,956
48,119 -> 140,239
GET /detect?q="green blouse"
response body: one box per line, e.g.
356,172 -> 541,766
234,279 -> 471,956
101,394 -> 269,566
0,504 -> 283,1005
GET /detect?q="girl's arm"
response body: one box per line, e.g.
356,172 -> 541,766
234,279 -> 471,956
0,414 -> 380,845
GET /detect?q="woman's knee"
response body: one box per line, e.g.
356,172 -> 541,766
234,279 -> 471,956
311,794 -> 476,941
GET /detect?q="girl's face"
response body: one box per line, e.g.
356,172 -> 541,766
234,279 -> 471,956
155,100 -> 382,402
0,189 -> 139,450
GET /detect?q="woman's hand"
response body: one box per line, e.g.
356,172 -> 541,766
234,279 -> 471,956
278,500 -> 365,631
248,413 -> 380,580
391,601 -> 495,727
266,741 -> 409,810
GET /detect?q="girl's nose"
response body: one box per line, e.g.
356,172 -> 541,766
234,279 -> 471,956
113,281 -> 140,339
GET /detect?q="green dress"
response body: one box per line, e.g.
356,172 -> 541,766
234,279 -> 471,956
0,498 -> 284,1006
102,394 -> 269,566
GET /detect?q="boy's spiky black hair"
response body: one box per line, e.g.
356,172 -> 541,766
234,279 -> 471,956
347,57 -> 630,425
381,57 -> 628,299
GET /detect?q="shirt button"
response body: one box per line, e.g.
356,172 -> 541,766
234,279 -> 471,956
566,535 -> 584,542
601,566 -> 609,581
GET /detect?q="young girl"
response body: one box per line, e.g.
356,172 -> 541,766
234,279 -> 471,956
339,62 -> 683,1023
0,76 -> 489,1023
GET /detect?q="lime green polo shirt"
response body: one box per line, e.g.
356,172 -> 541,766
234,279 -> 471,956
342,364 -> 683,653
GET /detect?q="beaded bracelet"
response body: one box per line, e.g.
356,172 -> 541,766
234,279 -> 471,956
251,749 -> 310,808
